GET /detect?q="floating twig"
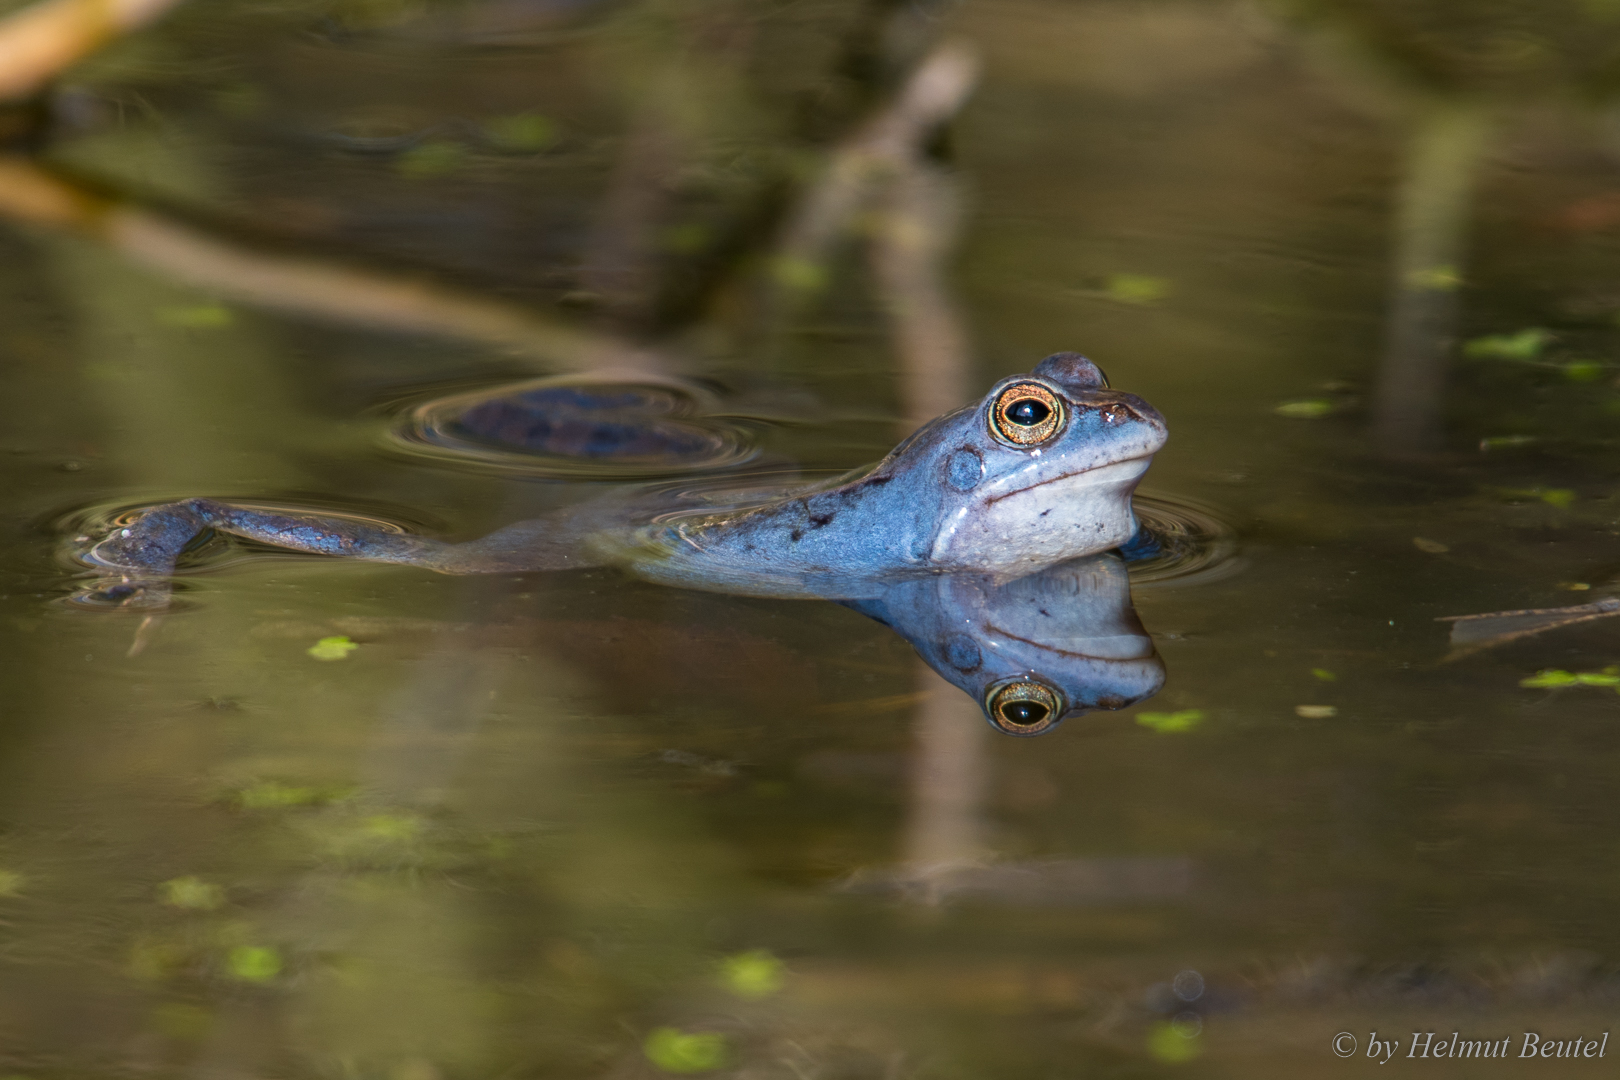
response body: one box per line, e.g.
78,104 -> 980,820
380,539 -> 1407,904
1437,598 -> 1620,660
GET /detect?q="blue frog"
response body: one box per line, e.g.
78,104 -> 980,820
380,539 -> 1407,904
79,351 -> 1171,733
82,352 -> 1167,603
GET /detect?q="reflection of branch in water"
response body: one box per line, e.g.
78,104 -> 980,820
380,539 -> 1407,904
769,40 -> 979,315
854,43 -> 987,894
871,159 -> 973,429
901,661 -> 988,893
578,6 -> 791,336
846,854 -> 1193,906
578,86 -> 684,329
0,0 -> 186,101
0,157 -> 671,375
1371,100 -> 1491,456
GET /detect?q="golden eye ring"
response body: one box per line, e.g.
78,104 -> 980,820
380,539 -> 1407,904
984,679 -> 1065,736
989,383 -> 1064,447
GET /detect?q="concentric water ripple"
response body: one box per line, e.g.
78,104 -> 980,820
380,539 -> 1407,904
1128,490 -> 1241,586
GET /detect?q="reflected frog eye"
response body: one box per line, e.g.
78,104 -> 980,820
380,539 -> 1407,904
985,679 -> 1064,736
989,383 -> 1063,446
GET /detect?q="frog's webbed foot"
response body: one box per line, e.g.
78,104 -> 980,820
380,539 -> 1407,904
74,500 -> 208,609
71,577 -> 174,611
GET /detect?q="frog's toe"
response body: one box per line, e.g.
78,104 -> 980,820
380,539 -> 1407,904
70,576 -> 173,610
89,582 -> 141,603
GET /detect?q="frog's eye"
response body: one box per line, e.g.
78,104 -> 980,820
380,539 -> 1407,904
985,679 -> 1064,736
989,383 -> 1064,447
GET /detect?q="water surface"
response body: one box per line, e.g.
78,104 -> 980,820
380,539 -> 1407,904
5,0 -> 1620,1076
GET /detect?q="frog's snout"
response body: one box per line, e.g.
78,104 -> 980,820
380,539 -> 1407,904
1071,390 -> 1167,451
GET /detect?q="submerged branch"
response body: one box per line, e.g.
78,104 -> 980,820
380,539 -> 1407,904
1438,598 -> 1620,660
0,157 -> 672,375
870,159 -> 973,430
900,660 -> 990,900
771,39 -> 979,297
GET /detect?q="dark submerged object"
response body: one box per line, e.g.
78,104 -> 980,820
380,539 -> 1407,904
401,377 -> 755,476
455,384 -> 725,460
77,353 -> 1171,733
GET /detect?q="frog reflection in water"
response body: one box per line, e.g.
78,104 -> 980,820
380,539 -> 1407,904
84,352 -> 1169,733
850,551 -> 1165,735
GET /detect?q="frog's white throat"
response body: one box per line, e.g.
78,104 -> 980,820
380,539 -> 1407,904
928,456 -> 1151,573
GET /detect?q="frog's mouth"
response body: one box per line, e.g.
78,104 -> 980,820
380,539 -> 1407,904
929,455 -> 1152,570
982,623 -> 1158,661
980,455 -> 1154,505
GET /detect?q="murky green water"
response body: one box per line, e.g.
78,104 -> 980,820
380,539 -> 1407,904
8,0 -> 1620,1076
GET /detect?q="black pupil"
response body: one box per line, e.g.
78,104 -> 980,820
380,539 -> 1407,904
1001,701 -> 1049,725
1006,399 -> 1050,426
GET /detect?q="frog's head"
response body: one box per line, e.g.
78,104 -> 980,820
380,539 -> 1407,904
911,353 -> 1167,574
